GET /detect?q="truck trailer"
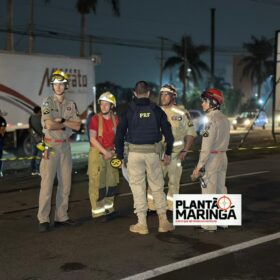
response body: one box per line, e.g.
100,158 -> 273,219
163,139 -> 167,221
0,51 -> 98,154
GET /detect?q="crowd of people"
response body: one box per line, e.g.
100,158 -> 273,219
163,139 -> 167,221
0,69 -> 231,234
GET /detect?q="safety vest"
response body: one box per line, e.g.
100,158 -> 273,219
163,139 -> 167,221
127,102 -> 161,144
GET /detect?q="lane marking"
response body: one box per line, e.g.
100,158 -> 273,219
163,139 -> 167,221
122,232 -> 280,280
119,170 -> 270,197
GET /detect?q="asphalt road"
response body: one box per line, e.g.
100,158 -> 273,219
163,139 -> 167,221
0,147 -> 279,280
1,127 -> 279,175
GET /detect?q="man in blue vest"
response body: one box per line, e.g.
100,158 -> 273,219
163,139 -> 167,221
115,81 -> 175,235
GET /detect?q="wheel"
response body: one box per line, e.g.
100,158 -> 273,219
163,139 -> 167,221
23,134 -> 32,155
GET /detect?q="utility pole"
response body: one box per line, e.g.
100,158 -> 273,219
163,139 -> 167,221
210,8 -> 216,86
6,0 -> 14,51
182,37 -> 187,106
89,35 -> 93,56
28,0 -> 35,54
159,37 -> 165,86
159,36 -> 169,86
80,14 -> 86,57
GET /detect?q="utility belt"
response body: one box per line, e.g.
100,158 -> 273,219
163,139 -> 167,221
210,150 -> 226,154
128,142 -> 163,154
44,137 -> 69,143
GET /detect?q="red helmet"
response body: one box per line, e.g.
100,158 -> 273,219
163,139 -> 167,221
201,88 -> 224,107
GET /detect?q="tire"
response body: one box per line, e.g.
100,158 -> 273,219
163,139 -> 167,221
23,134 -> 32,155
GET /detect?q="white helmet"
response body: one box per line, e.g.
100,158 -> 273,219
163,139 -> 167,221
98,92 -> 116,107
160,84 -> 177,96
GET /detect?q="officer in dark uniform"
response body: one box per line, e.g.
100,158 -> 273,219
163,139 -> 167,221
115,81 -> 175,235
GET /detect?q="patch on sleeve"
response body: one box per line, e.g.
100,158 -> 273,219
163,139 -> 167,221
42,97 -> 53,114
43,108 -> 50,114
42,101 -> 49,107
201,122 -> 212,137
202,130 -> 209,137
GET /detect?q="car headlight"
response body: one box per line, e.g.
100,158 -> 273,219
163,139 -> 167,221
232,119 -> 237,125
244,119 -> 251,126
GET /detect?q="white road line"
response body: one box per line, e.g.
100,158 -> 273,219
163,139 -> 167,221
181,170 -> 270,187
118,170 -> 270,197
121,232 -> 280,280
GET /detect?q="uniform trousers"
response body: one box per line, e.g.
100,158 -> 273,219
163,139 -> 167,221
201,153 -> 228,230
88,148 -> 119,218
37,142 -> 72,223
147,151 -> 182,210
127,152 -> 167,215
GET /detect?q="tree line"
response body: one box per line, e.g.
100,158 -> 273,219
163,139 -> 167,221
4,0 -> 275,114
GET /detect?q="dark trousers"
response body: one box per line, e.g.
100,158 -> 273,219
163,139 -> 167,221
31,141 -> 41,172
0,138 -> 4,171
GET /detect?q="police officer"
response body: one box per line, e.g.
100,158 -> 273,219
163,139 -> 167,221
88,92 -> 119,219
0,111 -> 7,177
37,70 -> 81,232
147,84 -> 196,211
115,81 -> 175,235
192,88 -> 230,232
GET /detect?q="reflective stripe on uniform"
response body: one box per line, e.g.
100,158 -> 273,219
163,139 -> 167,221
171,107 -> 185,116
173,140 -> 184,147
92,208 -> 106,215
167,195 -> 173,202
177,162 -> 182,167
104,202 -> 114,210
147,193 -> 154,200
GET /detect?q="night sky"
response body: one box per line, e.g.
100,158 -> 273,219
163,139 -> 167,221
0,0 -> 279,88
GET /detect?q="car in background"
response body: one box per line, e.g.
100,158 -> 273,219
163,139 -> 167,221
188,109 -> 207,135
232,110 -> 268,130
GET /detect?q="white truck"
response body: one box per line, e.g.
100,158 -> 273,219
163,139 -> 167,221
0,51 -> 99,154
